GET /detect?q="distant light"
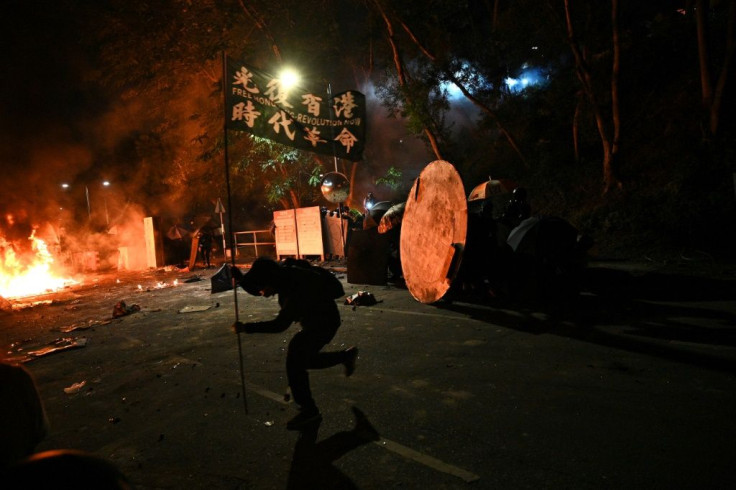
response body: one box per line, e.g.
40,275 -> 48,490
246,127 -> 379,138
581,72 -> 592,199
61,183 -> 70,189
102,181 -> 110,187
279,68 -> 300,90
441,81 -> 464,99
505,67 -> 544,93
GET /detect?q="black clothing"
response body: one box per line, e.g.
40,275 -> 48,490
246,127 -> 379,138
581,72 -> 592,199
239,262 -> 346,412
198,229 -> 213,267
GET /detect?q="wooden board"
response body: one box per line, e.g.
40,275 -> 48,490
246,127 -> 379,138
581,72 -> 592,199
188,233 -> 199,269
295,206 -> 324,259
399,160 -> 468,303
274,209 -> 298,259
274,207 -> 325,260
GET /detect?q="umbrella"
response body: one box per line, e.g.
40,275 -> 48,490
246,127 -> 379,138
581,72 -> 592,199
468,178 -> 517,201
363,201 -> 392,229
506,217 -> 540,253
211,264 -> 236,293
507,216 -> 578,259
166,224 -> 190,240
378,202 -> 406,234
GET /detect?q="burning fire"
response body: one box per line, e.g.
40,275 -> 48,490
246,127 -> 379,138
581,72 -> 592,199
0,230 -> 76,299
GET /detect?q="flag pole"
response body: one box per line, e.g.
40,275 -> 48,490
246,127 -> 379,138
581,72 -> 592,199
327,82 -> 347,255
222,51 -> 248,415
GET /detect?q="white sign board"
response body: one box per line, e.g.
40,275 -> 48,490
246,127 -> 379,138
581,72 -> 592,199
273,209 -> 298,259
273,206 -> 324,260
295,206 -> 324,259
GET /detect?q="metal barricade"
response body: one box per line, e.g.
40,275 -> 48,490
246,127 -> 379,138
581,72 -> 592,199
232,230 -> 275,258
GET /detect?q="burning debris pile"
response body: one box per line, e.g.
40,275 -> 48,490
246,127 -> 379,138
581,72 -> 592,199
0,204 -> 155,303
0,230 -> 76,300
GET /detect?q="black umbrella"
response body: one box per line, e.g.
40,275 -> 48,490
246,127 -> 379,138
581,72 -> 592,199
378,202 -> 406,234
166,224 -> 190,241
211,264 -> 237,293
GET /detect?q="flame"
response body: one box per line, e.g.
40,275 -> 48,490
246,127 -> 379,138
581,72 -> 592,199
0,230 -> 76,299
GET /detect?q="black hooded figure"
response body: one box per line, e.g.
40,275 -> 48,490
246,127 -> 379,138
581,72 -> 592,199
232,258 -> 358,430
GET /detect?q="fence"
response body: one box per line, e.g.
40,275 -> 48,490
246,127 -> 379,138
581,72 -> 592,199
232,229 -> 275,258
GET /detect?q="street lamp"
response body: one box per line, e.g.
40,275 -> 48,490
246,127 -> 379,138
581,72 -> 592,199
278,67 -> 301,90
102,181 -> 111,226
60,181 -> 111,225
60,182 -> 91,221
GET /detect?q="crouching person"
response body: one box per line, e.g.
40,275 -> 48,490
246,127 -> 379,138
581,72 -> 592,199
232,258 -> 358,430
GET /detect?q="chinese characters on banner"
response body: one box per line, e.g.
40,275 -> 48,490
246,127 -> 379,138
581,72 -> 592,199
225,57 -> 365,161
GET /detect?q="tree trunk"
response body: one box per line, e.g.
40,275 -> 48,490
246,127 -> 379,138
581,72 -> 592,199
237,0 -> 283,62
564,0 -> 621,194
695,0 -> 713,113
708,0 -> 736,137
573,93 -> 583,163
348,161 -> 359,208
610,0 -> 621,168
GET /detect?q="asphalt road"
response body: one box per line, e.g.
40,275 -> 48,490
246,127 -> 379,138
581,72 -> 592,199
2,258 -> 736,489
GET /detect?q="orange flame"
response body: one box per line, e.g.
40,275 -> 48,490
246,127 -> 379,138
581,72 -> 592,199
0,231 -> 76,299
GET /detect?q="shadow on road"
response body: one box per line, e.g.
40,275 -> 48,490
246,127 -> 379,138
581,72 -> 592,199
436,267 -> 736,374
286,407 -> 380,490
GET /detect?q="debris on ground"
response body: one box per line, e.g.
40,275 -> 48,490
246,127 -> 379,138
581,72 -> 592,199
178,305 -> 212,314
112,301 -> 141,318
64,380 -> 87,394
25,337 -> 89,361
345,291 -> 378,307
57,319 -> 112,333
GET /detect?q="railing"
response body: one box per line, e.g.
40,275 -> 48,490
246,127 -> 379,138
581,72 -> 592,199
232,229 -> 275,258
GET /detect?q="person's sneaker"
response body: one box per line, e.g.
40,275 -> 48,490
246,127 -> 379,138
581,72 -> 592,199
286,408 -> 322,431
344,347 -> 359,377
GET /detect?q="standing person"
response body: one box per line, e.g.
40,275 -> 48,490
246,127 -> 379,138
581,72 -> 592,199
232,258 -> 358,430
197,226 -> 213,268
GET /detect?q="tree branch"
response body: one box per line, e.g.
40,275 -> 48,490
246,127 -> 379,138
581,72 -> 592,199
237,0 -> 283,62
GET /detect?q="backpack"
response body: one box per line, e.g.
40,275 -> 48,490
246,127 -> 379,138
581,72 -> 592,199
283,258 -> 345,299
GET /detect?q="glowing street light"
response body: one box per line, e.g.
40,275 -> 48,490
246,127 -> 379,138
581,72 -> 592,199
279,67 -> 301,90
59,180 -> 111,224
102,181 -> 111,226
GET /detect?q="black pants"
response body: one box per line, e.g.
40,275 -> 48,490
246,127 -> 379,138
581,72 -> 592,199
286,327 -> 343,411
200,247 -> 210,266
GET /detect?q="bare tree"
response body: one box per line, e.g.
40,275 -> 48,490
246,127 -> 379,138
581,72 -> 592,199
563,0 -> 622,194
371,0 -> 444,160
695,0 -> 736,140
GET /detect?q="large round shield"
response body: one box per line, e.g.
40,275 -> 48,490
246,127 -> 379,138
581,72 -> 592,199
400,160 -> 468,303
320,172 -> 350,203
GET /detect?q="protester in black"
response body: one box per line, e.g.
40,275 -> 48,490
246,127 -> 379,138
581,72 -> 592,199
232,258 -> 358,430
197,227 -> 213,268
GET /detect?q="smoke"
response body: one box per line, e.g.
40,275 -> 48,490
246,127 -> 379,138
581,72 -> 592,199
352,80 -> 482,206
354,81 -> 432,205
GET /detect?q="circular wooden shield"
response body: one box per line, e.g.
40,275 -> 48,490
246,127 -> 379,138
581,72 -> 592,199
400,160 -> 468,303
